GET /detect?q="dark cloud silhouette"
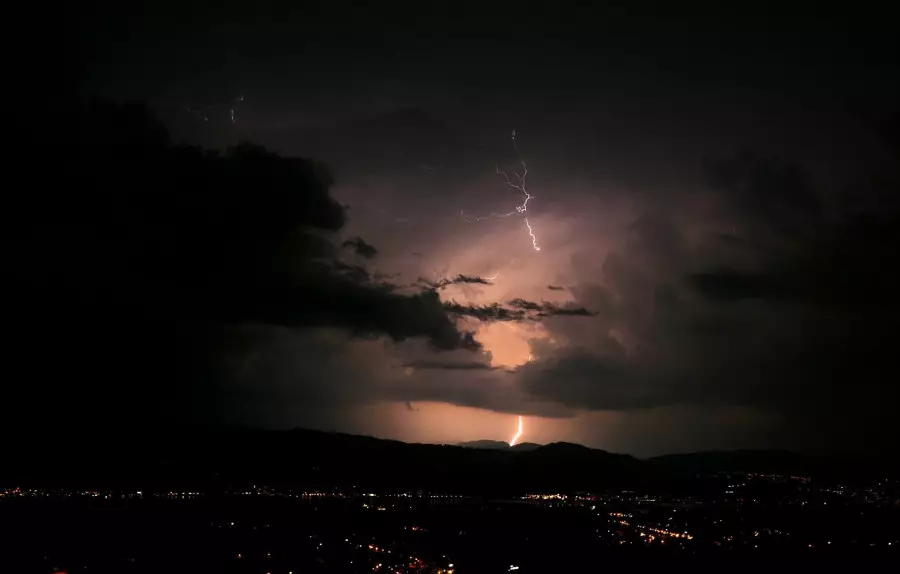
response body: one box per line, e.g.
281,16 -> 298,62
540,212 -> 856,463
424,274 -> 493,290
4,100 -> 485,431
547,285 -> 565,291
508,298 -> 595,318
403,360 -> 500,371
443,299 -> 595,322
507,298 -> 542,311
342,236 -> 379,258
442,302 -> 527,322
537,305 -> 595,317
514,154 -> 900,453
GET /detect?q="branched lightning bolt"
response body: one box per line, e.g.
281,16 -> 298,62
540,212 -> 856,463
509,415 -> 524,446
495,161 -> 532,214
524,218 -> 540,251
459,130 -> 541,251
458,209 -> 518,222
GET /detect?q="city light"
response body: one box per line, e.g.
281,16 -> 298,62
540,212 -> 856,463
6,475 -> 897,571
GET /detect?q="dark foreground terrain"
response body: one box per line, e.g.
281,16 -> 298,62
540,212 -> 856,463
3,429 -> 898,573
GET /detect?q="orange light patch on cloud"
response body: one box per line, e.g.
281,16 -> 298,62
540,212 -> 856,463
474,322 -> 541,368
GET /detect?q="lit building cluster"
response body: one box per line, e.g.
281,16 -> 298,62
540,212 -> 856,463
4,475 -> 898,572
0,487 -> 149,500
523,493 -> 567,501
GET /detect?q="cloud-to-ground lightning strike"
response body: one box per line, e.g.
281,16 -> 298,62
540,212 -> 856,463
525,218 -> 540,251
509,415 -> 524,446
459,130 -> 541,251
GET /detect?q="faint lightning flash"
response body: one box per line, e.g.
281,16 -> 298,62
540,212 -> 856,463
229,94 -> 244,123
508,415 -> 524,446
460,130 -> 541,251
183,105 -> 208,122
185,94 -> 244,124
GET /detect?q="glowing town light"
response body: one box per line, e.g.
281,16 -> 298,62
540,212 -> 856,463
509,415 -> 524,446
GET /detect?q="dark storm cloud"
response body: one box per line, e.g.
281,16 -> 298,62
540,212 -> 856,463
402,360 -> 500,371
508,298 -> 542,312
289,274 -> 481,352
516,152 -> 900,453
3,100 -> 488,430
689,271 -> 790,302
443,299 -> 595,322
424,274 -> 493,290
342,236 -> 379,258
706,153 -> 823,240
442,302 -> 527,322
519,346 -> 665,411
537,305 -> 594,318
507,298 -> 595,317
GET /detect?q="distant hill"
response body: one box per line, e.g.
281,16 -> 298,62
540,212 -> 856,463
2,427 -> 887,491
458,440 -> 511,450
458,440 -> 543,452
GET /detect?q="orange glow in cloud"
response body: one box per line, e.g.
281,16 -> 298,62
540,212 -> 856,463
469,319 -> 548,369
475,323 -> 534,367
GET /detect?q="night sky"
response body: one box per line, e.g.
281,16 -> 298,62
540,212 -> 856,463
12,1 -> 899,455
